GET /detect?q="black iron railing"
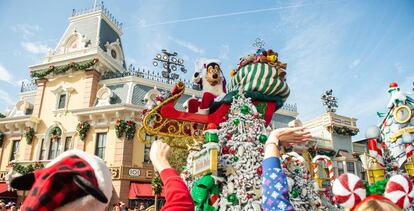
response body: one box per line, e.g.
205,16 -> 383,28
20,81 -> 37,93
101,66 -> 201,91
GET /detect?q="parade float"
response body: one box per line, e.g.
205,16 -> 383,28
139,39 -> 335,210
332,82 -> 414,210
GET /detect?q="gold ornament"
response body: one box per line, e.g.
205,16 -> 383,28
393,105 -> 412,124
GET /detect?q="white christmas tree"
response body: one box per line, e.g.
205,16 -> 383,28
216,94 -> 267,211
281,152 -> 330,210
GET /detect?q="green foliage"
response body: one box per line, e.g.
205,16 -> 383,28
13,162 -> 44,175
30,58 -> 98,78
115,119 -> 136,140
0,113 -> 6,118
151,173 -> 163,195
49,126 -> 62,139
330,125 -> 359,136
25,127 -> 35,145
76,121 -> 91,140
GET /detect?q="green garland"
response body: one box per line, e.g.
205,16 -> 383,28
0,132 -> 4,146
12,162 -> 44,175
49,126 -> 62,139
151,173 -> 163,195
115,119 -> 136,140
25,127 -> 35,145
31,58 -> 99,79
76,121 -> 91,140
328,125 -> 359,136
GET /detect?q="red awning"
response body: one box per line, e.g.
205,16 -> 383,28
0,183 -> 17,198
129,183 -> 165,199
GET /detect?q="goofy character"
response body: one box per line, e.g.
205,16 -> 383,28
187,59 -> 226,114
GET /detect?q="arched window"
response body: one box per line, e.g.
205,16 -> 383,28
65,34 -> 81,53
38,125 -> 67,160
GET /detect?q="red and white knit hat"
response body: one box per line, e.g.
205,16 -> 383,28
10,150 -> 112,211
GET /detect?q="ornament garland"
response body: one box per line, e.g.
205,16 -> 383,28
115,119 -> 136,140
76,121 -> 91,141
24,127 -> 35,145
30,58 -> 98,79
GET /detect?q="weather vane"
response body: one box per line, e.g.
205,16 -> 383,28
321,89 -> 338,113
252,38 -> 265,50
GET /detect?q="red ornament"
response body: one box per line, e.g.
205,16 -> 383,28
226,133 -> 232,140
207,123 -> 217,130
222,146 -> 229,154
256,166 -> 263,176
222,116 -> 229,121
258,148 -> 264,153
229,148 -> 236,154
247,193 -> 253,199
389,82 -> 398,88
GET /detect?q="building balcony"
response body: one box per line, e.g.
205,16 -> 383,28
0,115 -> 40,135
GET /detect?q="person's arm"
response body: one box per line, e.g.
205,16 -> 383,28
262,144 -> 294,211
159,168 -> 194,211
262,128 -> 311,211
150,141 -> 194,211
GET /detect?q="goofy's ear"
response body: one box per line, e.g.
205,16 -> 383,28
73,175 -> 108,203
10,173 -> 35,190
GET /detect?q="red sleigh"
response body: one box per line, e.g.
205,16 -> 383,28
140,81 -> 285,146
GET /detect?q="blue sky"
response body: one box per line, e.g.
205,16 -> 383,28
0,0 -> 413,139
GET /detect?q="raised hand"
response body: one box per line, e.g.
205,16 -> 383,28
150,140 -> 172,172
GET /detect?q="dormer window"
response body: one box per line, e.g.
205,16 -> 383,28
57,94 -> 67,109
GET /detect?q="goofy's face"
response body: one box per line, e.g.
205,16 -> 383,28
205,62 -> 223,86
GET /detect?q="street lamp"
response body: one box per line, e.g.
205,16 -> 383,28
152,49 -> 187,84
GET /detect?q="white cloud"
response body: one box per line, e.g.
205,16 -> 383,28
11,24 -> 41,36
0,89 -> 15,107
219,45 -> 230,60
168,36 -> 205,54
0,64 -> 16,85
349,59 -> 360,69
394,62 -> 405,74
21,41 -> 49,54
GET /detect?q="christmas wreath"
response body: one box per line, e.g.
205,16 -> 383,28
76,121 -> 91,140
49,126 -> 62,139
115,119 -> 136,140
25,127 -> 35,145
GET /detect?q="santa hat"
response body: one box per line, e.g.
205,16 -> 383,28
388,82 -> 400,93
10,150 -> 112,211
333,173 -> 414,210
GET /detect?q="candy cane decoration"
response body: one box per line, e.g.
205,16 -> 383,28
367,138 -> 384,166
406,144 -> 414,159
312,155 -> 335,188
